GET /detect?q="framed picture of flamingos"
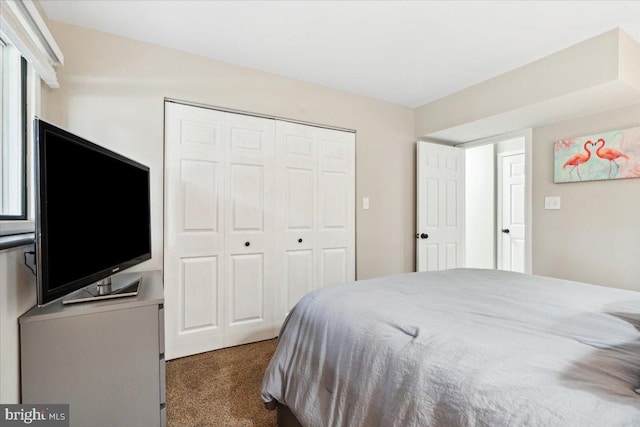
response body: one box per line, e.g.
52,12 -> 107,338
554,126 -> 640,183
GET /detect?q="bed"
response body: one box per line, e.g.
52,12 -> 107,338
261,268 -> 640,427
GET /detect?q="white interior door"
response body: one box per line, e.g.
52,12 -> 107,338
416,141 -> 465,271
223,113 -> 277,347
498,151 -> 525,273
164,103 -> 226,359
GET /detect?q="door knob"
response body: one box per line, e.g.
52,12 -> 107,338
298,238 -> 303,243
245,241 -> 250,246
420,233 -> 428,239
502,229 -> 510,234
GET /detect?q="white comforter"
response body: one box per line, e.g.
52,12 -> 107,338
261,269 -> 640,427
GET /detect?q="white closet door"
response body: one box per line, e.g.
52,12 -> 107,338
317,128 -> 356,288
165,102 -> 354,356
223,112 -> 277,347
275,121 -> 318,326
164,103 -> 226,360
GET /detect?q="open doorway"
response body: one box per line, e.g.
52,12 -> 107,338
463,135 -> 527,273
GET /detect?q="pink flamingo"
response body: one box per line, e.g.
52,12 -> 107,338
594,138 -> 630,178
563,140 -> 594,181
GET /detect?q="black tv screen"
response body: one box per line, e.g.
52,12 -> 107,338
35,119 -> 151,305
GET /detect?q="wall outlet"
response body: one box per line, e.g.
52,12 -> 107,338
544,196 -> 561,210
362,197 -> 370,210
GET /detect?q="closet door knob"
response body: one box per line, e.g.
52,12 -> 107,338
420,233 -> 429,239
298,238 -> 303,243
245,242 -> 250,247
502,229 -> 510,234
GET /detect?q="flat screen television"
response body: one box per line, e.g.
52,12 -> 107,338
35,119 -> 151,306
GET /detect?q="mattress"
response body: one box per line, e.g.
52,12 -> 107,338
261,269 -> 640,427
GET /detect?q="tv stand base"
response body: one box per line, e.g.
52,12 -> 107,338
62,273 -> 141,305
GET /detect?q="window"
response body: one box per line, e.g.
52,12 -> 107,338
0,41 -> 30,234
0,1 -> 60,239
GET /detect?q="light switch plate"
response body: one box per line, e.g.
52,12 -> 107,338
545,196 -> 561,210
362,197 -> 370,210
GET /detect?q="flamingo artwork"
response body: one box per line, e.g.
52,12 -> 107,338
594,138 -> 630,178
554,126 -> 640,183
562,140 -> 594,181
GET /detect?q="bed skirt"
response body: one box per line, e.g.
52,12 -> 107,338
276,403 -> 303,427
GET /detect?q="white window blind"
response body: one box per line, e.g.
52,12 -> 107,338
0,44 -> 24,219
0,0 -> 63,88
0,0 -> 54,234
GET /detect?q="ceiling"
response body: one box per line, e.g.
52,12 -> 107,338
41,1 -> 640,108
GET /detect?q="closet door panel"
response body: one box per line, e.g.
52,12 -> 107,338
286,168 -> 314,229
285,250 -> 314,312
229,253 -> 264,323
223,113 -> 277,347
320,247 -> 347,288
316,128 -> 356,288
275,121 -> 317,326
230,163 -> 265,232
164,103 -> 226,359
181,256 -> 219,330
320,171 -> 348,229
181,159 -> 220,233
282,164 -> 315,312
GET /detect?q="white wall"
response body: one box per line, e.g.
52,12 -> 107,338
496,137 -> 525,155
415,29 -> 640,142
0,245 -> 36,403
464,144 -> 495,268
533,103 -> 640,290
0,18 -> 414,407
43,21 -> 416,280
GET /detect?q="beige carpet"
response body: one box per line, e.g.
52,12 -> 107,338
166,339 -> 278,427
